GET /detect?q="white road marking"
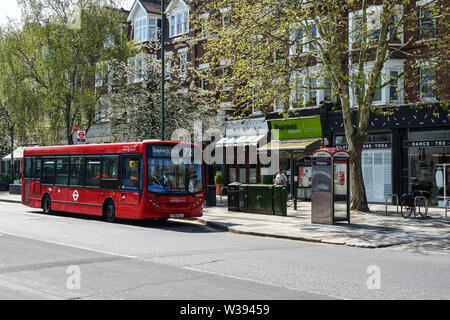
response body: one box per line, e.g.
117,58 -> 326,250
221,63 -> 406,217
183,266 -> 343,300
0,230 -> 137,260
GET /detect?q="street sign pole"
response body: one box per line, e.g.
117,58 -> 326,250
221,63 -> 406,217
161,0 -> 165,141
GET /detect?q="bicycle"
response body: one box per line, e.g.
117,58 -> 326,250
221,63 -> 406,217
400,190 -> 429,218
287,190 -> 294,207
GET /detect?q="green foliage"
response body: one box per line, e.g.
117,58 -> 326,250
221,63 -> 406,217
104,44 -> 217,142
191,0 -> 449,210
261,175 -> 273,185
0,0 -> 135,146
214,171 -> 224,185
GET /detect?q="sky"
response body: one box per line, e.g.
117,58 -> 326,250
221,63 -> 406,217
0,0 -> 136,26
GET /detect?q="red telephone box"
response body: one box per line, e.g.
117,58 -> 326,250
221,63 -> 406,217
311,148 -> 350,224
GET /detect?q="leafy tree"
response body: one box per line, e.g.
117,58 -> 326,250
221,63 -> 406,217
0,27 -> 42,172
13,0 -> 134,145
104,45 -> 217,142
192,0 -> 449,211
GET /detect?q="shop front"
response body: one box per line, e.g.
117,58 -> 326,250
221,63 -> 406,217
325,106 -> 450,207
403,129 -> 450,207
216,117 -> 268,185
334,133 -> 393,203
258,116 -> 323,205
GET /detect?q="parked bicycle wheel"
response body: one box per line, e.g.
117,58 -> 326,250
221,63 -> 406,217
400,199 -> 413,219
287,191 -> 294,207
415,198 -> 428,218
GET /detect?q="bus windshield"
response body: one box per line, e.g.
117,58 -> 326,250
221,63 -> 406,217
147,145 -> 203,194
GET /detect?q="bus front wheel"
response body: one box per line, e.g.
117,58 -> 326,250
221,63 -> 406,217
104,200 -> 116,223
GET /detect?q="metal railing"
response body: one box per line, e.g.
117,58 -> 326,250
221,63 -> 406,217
445,199 -> 450,221
385,193 -> 399,216
413,195 -> 428,218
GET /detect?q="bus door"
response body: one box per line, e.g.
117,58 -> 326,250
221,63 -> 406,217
116,156 -> 142,217
34,158 -> 42,195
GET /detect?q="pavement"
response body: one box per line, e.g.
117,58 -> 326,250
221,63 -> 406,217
1,191 -> 449,249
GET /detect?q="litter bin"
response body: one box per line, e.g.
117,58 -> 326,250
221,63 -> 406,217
228,182 -> 242,211
273,185 -> 287,216
239,184 -> 248,212
247,184 -> 274,215
205,185 -> 216,207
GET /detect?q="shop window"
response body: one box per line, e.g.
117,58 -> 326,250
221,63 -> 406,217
239,168 -> 246,183
249,167 -> 257,184
229,167 -> 237,183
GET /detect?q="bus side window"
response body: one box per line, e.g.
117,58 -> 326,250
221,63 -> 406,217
35,158 -> 41,180
85,158 -> 101,188
101,156 -> 119,190
42,158 -> 55,185
55,158 -> 69,186
69,157 -> 84,186
122,158 -> 140,190
24,157 -> 33,179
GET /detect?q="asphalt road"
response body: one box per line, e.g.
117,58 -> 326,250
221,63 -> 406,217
0,201 -> 448,300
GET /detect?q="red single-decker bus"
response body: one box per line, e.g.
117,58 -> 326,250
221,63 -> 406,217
21,141 -> 204,222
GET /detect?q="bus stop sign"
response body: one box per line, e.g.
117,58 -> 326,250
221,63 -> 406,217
77,131 -> 86,143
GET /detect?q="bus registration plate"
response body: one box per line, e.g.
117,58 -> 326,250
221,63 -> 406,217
170,213 -> 184,218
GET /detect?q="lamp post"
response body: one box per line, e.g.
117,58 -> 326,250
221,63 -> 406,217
161,0 -> 166,141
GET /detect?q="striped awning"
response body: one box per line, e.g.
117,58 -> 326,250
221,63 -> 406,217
216,135 -> 266,147
258,138 -> 322,153
1,147 -> 24,161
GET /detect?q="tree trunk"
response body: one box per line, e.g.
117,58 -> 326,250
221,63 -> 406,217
9,125 -> 14,176
65,102 -> 74,145
348,140 -> 370,212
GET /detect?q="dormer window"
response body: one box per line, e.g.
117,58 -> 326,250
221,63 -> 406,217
134,17 -> 160,42
169,10 -> 189,38
134,18 -> 147,42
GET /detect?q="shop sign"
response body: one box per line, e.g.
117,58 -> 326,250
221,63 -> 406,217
403,140 -> 450,148
270,116 -> 322,140
335,142 -> 391,150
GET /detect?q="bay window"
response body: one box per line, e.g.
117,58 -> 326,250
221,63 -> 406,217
169,10 -> 189,38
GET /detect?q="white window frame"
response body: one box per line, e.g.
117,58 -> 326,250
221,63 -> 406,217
134,17 -> 147,42
349,5 -> 404,49
418,58 -> 437,102
417,0 -> 437,38
178,48 -> 188,76
169,9 -> 190,38
349,59 -> 405,107
164,51 -> 173,79
147,18 -> 158,42
291,65 -> 333,108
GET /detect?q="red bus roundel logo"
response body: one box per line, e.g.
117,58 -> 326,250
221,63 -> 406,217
73,190 -> 79,201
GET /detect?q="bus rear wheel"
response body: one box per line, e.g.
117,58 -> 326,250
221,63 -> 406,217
104,200 -> 116,223
42,195 -> 52,214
